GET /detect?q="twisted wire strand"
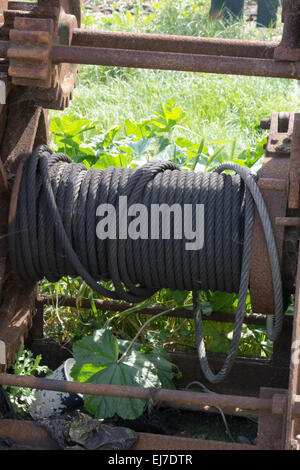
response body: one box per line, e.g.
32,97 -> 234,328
8,145 -> 283,383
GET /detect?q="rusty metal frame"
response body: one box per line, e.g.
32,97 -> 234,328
0,371 -> 295,449
0,88 -> 50,370
250,112 -> 292,315
0,1 -> 300,98
0,159 -> 8,297
285,250 -> 300,449
0,2 -> 298,115
37,294 -> 277,326
274,0 -> 300,62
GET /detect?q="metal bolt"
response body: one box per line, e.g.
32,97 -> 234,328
260,118 -> 271,130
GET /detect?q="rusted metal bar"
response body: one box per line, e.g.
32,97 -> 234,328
0,372 -> 277,412
250,112 -> 291,315
0,37 -> 297,79
258,178 -> 287,192
274,0 -> 300,62
28,339 -> 291,396
72,29 -> 277,59
285,249 -> 300,449
134,433 -> 255,450
289,114 -> 300,209
37,294 -> 271,326
0,419 -> 60,450
0,419 -> 255,450
0,159 -> 8,297
276,217 -> 300,227
51,45 -> 300,79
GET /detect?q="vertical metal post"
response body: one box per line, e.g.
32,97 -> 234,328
28,301 -> 44,341
273,317 -> 293,365
285,250 -> 300,449
257,387 -> 287,449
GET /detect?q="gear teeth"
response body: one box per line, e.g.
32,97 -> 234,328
8,18 -> 53,88
5,0 -> 80,110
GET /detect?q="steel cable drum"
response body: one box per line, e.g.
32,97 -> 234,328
8,146 -> 246,299
8,145 -> 283,383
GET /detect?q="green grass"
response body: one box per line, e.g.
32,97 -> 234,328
57,0 -> 299,158
67,70 -> 297,155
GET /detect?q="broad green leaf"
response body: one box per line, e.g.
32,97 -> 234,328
72,329 -> 118,368
175,137 -> 194,148
209,291 -> 238,313
83,363 -> 148,420
79,350 -> 161,420
128,138 -> 149,157
203,321 -> 233,353
118,340 -> 176,389
71,330 -> 177,420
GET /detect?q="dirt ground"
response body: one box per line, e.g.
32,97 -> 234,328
117,407 -> 258,445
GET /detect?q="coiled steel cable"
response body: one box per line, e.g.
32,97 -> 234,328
8,145 -> 283,383
194,162 -> 283,383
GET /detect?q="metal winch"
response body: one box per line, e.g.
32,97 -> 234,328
0,0 -> 299,450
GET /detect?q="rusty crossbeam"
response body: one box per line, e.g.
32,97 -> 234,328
134,433 -> 255,450
0,419 -> 254,450
0,419 -> 60,450
0,30 -> 281,62
71,29 -> 277,59
37,295 -> 273,326
276,217 -> 300,227
51,45 -> 300,79
0,36 -> 298,80
27,339 -> 291,397
0,372 -> 289,414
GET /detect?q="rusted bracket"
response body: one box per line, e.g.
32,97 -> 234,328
250,112 -> 291,315
257,387 -> 288,449
0,372 -> 295,449
274,0 -> 300,62
285,249 -> 300,449
0,89 -> 50,369
0,158 -> 8,298
289,114 -> 300,210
